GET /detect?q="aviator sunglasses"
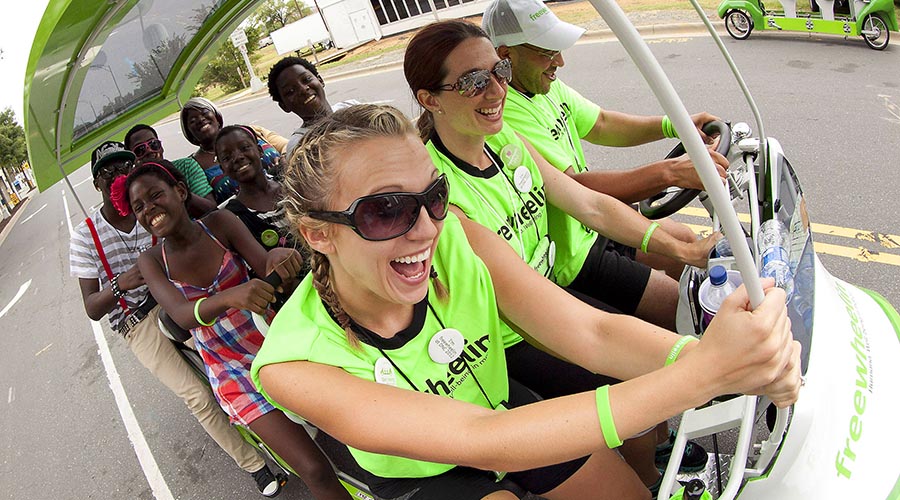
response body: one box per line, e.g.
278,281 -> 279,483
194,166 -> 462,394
131,138 -> 163,159
433,58 -> 512,98
308,175 -> 450,241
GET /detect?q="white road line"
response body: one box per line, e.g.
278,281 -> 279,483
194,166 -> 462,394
61,191 -> 75,238
34,343 -> 53,356
63,187 -> 174,499
7,387 -> 13,404
73,176 -> 92,188
89,319 -> 174,500
0,280 -> 31,320
19,204 -> 47,224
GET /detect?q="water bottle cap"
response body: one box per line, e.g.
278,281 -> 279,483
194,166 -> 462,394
709,265 -> 727,286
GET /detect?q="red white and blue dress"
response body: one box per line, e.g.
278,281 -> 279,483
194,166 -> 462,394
162,221 -> 275,426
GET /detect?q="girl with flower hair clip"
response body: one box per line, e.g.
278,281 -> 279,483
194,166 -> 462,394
111,159 -> 350,499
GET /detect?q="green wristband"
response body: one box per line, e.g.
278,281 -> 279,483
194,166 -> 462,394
640,222 -> 660,254
595,385 -> 623,448
661,115 -> 678,139
193,297 -> 216,327
665,336 -> 699,366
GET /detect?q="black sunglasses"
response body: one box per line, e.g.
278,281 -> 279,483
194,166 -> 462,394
433,59 -> 512,98
132,138 -> 162,159
308,175 -> 450,241
98,160 -> 134,179
521,44 -> 561,61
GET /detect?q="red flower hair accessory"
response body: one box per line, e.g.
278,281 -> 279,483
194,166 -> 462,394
109,175 -> 132,216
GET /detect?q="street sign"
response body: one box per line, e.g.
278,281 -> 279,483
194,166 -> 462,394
230,28 -> 248,47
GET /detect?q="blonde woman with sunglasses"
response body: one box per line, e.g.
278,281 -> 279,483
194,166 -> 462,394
251,104 -> 800,500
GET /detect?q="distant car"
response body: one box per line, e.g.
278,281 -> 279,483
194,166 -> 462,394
258,36 -> 273,48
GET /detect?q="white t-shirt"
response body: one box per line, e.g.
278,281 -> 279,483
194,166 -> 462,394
69,210 -> 153,331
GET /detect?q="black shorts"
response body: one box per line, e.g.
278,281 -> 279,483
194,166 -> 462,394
567,237 -> 652,315
365,380 -> 590,500
505,339 -> 620,400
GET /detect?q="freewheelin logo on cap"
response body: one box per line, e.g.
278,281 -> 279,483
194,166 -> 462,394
481,0 -> 585,51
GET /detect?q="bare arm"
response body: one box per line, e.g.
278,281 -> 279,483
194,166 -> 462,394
584,110 -> 718,147
454,211 -> 676,379
77,264 -> 145,321
137,236 -> 275,330
570,145 -> 729,204
521,136 -> 714,267
260,284 -> 800,473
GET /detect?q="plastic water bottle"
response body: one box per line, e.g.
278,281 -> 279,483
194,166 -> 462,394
668,479 -> 712,500
714,236 -> 733,258
699,265 -> 737,329
757,219 -> 794,300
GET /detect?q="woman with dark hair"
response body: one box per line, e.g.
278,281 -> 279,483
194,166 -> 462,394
178,97 -> 285,203
250,104 -> 800,500
403,21 -> 717,332
402,20 -> 719,491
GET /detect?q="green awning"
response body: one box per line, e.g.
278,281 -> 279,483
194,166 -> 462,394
24,0 -> 262,191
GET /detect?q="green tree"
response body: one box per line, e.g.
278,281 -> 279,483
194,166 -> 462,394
251,0 -> 312,33
196,25 -> 263,94
0,108 -> 28,198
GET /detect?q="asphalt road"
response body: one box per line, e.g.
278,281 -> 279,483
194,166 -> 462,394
1,32 -> 897,499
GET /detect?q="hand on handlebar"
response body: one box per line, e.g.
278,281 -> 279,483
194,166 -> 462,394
669,139 -> 729,191
691,112 -> 721,143
684,279 -> 801,406
678,232 -> 721,268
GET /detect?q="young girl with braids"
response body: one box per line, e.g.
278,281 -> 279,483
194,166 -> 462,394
113,160 -> 351,500
250,104 -> 801,500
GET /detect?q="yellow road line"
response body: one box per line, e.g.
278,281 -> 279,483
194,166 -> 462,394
681,223 -> 900,267
812,242 -> 900,266
677,207 -> 900,249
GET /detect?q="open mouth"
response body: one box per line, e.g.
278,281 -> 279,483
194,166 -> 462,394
303,94 -> 316,105
149,213 -> 167,228
475,105 -> 502,119
389,248 -> 431,280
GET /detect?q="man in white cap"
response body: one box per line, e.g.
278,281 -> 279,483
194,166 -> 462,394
482,0 -> 720,492
482,0 -> 728,279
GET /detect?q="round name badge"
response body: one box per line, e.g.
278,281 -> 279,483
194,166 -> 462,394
499,144 -> 524,168
260,229 -> 279,247
374,357 -> 397,386
428,328 -> 465,364
548,240 -> 557,267
513,166 -> 533,193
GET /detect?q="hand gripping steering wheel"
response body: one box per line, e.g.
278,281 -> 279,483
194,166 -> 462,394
639,120 -> 731,220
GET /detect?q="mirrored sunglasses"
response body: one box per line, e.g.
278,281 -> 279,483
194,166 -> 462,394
131,138 -> 162,159
308,175 -> 450,241
433,59 -> 512,98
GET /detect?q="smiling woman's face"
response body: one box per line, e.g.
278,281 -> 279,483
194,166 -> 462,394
185,107 -> 220,144
315,133 -> 445,310
430,37 -> 508,139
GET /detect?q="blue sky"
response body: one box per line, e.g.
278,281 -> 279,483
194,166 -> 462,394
1,0 -> 51,124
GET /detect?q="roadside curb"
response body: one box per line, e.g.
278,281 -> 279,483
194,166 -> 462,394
217,19 -> 726,107
0,192 -> 35,249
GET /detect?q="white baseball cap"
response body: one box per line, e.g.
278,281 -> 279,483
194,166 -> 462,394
482,0 -> 585,51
